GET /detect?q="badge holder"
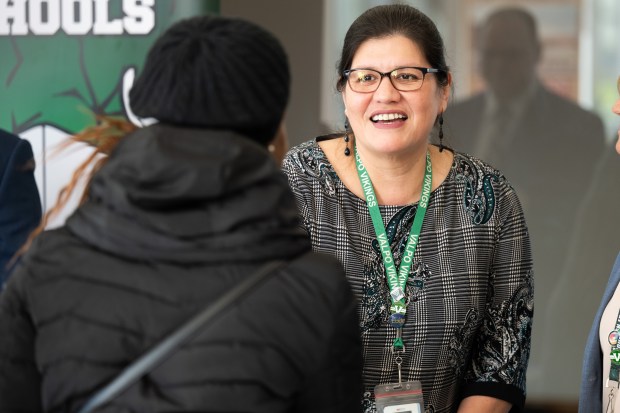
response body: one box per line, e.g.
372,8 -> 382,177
374,378 -> 423,413
375,335 -> 424,413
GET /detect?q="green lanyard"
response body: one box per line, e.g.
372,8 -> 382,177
354,144 -> 432,349
609,310 -> 620,382
607,311 -> 620,411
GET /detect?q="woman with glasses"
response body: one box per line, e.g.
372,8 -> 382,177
282,4 -> 533,413
580,76 -> 620,412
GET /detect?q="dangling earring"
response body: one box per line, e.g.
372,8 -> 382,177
343,118 -> 351,156
438,113 -> 445,152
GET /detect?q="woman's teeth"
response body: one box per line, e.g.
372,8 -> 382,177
371,113 -> 407,122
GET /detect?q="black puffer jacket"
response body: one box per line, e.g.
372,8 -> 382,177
0,125 -> 362,412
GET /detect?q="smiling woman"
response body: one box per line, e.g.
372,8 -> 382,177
282,4 -> 533,413
340,34 -> 449,172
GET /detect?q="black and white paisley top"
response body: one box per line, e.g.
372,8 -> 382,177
282,139 -> 534,413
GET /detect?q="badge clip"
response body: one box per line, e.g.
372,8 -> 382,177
391,328 -> 406,353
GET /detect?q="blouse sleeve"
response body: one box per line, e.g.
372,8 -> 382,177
461,181 -> 534,412
281,149 -> 312,235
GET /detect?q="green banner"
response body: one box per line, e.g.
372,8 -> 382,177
0,0 -> 219,223
1,0 -> 219,133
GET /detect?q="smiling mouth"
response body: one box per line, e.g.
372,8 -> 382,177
371,113 -> 408,123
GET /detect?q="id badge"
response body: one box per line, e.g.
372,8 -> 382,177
375,381 -> 423,413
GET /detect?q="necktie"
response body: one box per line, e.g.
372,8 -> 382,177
475,104 -> 513,164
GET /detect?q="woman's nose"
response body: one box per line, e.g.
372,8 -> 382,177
374,75 -> 401,102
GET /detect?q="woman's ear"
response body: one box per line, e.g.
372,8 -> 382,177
268,120 -> 289,165
440,72 -> 453,112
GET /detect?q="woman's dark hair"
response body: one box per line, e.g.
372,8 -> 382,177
336,4 -> 450,92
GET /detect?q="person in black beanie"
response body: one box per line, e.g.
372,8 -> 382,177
0,15 -> 362,413
130,15 -> 289,144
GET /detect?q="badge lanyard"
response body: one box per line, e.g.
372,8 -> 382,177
354,144 -> 432,358
607,310 -> 620,413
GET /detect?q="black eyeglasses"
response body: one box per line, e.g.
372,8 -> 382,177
343,66 -> 444,93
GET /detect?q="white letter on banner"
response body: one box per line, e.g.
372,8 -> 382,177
62,0 -> 93,35
93,0 -> 122,35
30,0 -> 61,35
0,0 -> 28,35
123,0 -> 154,35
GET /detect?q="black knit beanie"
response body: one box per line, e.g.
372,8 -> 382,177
129,15 -> 290,145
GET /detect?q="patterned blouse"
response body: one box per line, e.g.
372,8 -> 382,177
282,139 -> 534,413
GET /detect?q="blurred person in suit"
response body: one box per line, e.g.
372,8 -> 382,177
443,6 -> 606,399
0,128 -> 41,289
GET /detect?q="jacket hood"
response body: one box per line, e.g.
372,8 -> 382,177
67,124 -> 309,263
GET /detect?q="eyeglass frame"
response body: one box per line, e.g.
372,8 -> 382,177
342,66 -> 446,93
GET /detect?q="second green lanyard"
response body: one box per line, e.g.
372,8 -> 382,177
355,144 -> 432,349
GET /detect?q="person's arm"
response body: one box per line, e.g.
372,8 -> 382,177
459,181 -> 534,412
457,395 -> 512,413
0,265 -> 43,411
281,149 -> 311,234
0,137 -> 42,286
292,254 -> 363,413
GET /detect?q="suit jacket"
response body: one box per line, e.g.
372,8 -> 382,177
444,85 -> 605,283
0,129 -> 41,288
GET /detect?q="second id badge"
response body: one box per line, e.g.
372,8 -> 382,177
375,380 -> 423,413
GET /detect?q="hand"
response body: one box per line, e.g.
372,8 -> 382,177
457,395 -> 512,413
